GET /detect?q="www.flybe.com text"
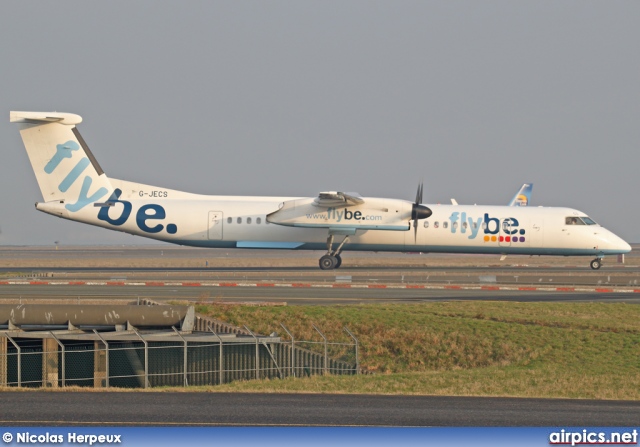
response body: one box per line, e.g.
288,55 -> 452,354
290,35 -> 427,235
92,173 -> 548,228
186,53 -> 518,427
306,207 -> 383,222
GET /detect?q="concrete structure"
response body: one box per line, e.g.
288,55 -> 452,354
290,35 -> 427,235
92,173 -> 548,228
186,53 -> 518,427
0,303 -> 357,388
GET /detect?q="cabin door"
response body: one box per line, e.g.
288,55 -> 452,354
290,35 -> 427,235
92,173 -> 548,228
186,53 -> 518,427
207,211 -> 223,240
499,217 -> 530,248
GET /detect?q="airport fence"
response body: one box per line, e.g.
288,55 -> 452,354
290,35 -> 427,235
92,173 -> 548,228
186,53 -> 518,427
0,327 -> 358,389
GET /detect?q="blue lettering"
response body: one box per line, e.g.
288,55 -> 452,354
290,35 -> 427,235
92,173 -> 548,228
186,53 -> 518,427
449,213 -> 521,239
503,218 -> 520,235
136,204 -> 165,233
65,176 -> 109,212
44,141 -> 79,174
483,213 -> 500,234
97,189 -> 131,225
449,212 -> 459,233
468,217 -> 482,239
58,158 -> 90,192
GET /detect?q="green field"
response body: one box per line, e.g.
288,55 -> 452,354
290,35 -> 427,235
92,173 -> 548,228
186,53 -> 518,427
191,301 -> 640,399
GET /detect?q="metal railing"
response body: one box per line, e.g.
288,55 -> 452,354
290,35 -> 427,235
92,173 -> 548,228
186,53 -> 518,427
0,326 -> 358,389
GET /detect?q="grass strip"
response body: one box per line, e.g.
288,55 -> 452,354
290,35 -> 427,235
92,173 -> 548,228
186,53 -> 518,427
189,301 -> 640,399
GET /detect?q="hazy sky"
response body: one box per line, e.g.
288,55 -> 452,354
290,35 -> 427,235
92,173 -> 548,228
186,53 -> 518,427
1,1 -> 639,245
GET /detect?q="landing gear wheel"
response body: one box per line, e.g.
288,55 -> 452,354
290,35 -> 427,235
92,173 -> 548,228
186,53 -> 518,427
334,254 -> 342,269
319,255 -> 337,270
590,259 -> 602,270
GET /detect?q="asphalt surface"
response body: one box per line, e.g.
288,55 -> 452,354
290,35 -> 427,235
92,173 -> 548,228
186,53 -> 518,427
1,284 -> 640,305
3,265 -> 640,276
2,247 -> 640,427
1,392 -> 639,427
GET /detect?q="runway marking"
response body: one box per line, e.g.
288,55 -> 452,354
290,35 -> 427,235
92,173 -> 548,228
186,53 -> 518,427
2,280 -> 639,294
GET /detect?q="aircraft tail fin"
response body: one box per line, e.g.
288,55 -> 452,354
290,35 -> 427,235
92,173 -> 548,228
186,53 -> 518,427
10,111 -> 113,213
508,183 -> 533,206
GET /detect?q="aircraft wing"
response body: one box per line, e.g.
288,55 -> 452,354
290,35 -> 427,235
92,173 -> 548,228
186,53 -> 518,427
313,191 -> 364,207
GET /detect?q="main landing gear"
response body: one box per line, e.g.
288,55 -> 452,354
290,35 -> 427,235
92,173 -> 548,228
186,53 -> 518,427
590,258 -> 602,270
319,235 -> 349,270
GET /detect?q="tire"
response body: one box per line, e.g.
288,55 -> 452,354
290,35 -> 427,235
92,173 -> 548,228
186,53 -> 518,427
319,255 -> 336,270
590,259 -> 601,270
334,255 -> 342,269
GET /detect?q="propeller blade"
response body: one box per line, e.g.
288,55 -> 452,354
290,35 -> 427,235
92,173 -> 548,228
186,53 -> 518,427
411,182 -> 431,242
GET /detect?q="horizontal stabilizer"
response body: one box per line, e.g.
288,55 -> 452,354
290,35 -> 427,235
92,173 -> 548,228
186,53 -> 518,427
10,111 -> 83,125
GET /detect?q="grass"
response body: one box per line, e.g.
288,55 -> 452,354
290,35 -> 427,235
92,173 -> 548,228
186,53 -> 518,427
3,301 -> 639,399
188,301 -> 640,399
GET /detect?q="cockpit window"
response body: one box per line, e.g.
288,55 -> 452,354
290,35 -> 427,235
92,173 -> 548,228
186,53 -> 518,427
566,216 -> 597,225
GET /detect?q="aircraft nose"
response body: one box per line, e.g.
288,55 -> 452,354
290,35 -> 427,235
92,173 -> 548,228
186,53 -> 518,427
618,239 -> 632,253
608,232 -> 632,253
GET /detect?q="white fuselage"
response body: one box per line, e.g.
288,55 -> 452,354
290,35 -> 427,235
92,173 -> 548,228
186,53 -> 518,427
11,110 -> 630,262
37,178 -> 630,258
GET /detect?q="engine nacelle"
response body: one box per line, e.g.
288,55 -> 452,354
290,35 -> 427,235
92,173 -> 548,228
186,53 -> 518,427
266,197 -> 415,231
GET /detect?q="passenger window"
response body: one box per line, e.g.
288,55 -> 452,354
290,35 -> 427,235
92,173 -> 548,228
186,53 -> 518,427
247,217 -> 252,224
452,222 -> 458,230
481,222 -> 487,230
423,221 -> 429,228
472,222 -> 477,229
434,221 -> 439,229
227,217 -> 232,224
443,222 -> 448,229
256,217 -> 262,224
237,217 -> 242,224
462,222 -> 468,229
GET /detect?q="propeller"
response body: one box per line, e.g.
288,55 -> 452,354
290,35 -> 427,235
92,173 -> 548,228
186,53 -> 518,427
411,182 -> 432,241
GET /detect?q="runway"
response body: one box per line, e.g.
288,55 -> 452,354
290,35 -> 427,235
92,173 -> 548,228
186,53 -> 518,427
1,283 -> 640,305
1,247 -> 639,303
2,392 -> 640,427
2,246 -> 639,427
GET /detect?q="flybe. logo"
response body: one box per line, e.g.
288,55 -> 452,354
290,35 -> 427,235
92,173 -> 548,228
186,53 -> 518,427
46,140 -> 177,235
97,189 -> 178,234
45,141 -> 108,212
449,212 -> 526,242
